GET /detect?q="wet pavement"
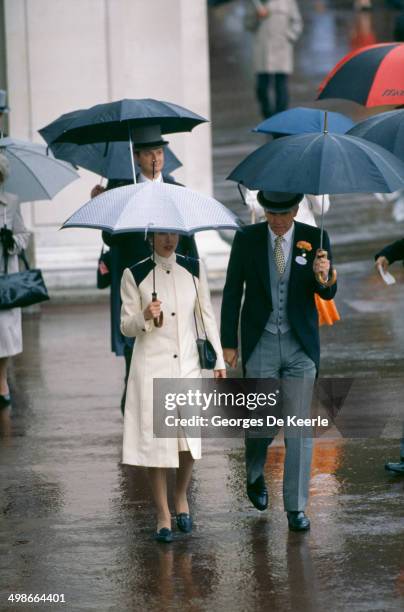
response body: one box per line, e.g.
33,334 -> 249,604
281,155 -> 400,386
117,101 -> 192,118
1,1 -> 404,611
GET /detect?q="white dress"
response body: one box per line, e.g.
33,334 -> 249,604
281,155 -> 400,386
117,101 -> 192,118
0,191 -> 30,358
120,252 -> 225,468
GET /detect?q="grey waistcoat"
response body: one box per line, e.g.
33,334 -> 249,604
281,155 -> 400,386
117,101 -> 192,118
265,236 -> 293,334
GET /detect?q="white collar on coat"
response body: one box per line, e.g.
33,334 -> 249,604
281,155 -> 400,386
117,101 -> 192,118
153,250 -> 176,270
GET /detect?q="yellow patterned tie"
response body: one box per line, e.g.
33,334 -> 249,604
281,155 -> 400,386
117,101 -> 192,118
274,235 -> 285,275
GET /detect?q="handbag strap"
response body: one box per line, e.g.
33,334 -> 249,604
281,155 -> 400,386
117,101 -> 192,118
191,270 -> 208,340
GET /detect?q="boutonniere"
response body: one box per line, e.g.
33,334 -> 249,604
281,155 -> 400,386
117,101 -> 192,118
295,240 -> 312,265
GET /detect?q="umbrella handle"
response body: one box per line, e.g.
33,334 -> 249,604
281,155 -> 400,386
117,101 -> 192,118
315,249 -> 337,288
152,292 -> 163,328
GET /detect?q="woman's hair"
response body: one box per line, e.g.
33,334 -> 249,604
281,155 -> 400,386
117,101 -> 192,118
0,152 -> 10,184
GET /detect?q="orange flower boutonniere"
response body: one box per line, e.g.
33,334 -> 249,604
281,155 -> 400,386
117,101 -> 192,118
295,240 -> 313,266
296,240 -> 312,252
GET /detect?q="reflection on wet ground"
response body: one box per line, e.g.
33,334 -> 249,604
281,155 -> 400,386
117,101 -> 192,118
1,1 -> 404,610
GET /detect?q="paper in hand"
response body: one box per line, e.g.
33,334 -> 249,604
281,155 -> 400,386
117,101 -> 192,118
377,265 -> 396,286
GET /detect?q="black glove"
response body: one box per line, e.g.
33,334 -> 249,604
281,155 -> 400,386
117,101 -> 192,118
0,227 -> 15,251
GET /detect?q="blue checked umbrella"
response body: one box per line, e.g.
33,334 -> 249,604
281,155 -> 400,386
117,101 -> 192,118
62,181 -> 239,235
62,181 -> 239,327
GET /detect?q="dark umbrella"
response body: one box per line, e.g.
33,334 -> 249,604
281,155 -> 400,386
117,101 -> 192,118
40,99 -> 207,145
317,43 -> 404,107
40,138 -> 182,179
347,108 -> 404,161
228,118 -> 404,286
253,107 -> 354,136
40,99 -> 205,182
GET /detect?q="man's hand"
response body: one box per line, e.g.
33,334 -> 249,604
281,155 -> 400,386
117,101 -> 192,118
91,184 -> 106,198
214,369 -> 227,379
313,248 -> 331,281
144,300 -> 162,321
375,255 -> 389,273
223,348 -> 238,369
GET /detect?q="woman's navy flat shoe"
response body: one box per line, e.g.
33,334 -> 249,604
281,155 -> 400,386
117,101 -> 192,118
154,528 -> 173,543
176,513 -> 193,533
0,394 -> 11,408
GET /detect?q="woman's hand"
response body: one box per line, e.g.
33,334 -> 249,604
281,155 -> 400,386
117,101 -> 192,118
144,300 -> 162,320
214,369 -> 227,379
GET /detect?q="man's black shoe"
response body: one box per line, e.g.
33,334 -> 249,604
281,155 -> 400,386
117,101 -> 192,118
287,511 -> 310,532
247,475 -> 268,511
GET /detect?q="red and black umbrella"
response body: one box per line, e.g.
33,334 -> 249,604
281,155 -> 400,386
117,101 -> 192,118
318,43 -> 404,108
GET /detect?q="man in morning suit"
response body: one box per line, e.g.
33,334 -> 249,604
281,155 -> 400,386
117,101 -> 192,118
220,191 -> 337,531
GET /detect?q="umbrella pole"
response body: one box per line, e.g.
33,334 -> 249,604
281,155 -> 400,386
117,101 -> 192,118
152,234 -> 163,327
128,124 -> 137,184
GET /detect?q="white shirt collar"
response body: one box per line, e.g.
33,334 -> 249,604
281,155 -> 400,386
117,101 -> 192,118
138,172 -> 163,183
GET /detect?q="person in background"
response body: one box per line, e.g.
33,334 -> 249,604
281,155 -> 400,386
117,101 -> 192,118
246,0 -> 303,118
0,153 -> 30,407
375,241 -> 404,475
90,126 -> 197,414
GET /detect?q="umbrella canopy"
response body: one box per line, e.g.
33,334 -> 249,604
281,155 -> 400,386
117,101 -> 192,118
253,107 -> 354,136
347,109 -> 404,161
40,99 -> 207,145
41,139 -> 182,180
317,43 -> 404,108
227,131 -> 404,195
61,182 -> 240,235
0,137 -> 79,202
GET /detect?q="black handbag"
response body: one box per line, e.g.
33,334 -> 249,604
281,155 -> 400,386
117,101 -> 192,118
0,248 -> 49,310
96,246 -> 111,289
192,274 -> 217,370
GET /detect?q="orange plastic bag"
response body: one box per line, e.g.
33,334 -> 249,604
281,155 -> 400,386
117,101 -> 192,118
315,294 -> 340,326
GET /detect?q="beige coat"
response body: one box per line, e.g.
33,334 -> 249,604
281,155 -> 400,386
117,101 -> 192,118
120,252 -> 225,468
252,0 -> 303,74
0,190 -> 30,358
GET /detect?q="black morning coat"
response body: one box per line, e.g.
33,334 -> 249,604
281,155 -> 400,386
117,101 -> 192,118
102,176 -> 198,356
220,221 -> 337,372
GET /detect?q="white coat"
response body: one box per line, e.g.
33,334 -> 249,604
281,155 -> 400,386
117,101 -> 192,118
0,190 -> 30,358
252,0 -> 303,74
120,252 -> 225,468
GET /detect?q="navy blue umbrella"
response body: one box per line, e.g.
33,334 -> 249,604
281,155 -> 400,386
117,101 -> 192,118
40,139 -> 182,179
253,107 -> 354,136
228,132 -> 404,196
40,99 -> 207,145
347,109 -> 404,162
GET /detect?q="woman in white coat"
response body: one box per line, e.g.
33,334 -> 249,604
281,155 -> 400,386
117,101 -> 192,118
120,232 -> 226,542
0,154 -> 30,407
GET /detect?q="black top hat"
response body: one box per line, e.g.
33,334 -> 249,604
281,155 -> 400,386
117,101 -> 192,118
132,125 -> 168,150
257,191 -> 303,213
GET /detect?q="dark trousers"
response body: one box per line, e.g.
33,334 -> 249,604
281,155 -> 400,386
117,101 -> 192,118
120,342 -> 134,415
256,72 -> 289,119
